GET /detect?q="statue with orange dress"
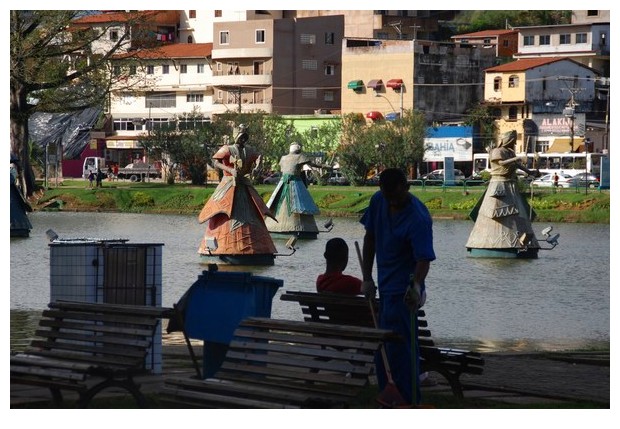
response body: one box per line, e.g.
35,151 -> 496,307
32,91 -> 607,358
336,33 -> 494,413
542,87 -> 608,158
197,124 -> 278,265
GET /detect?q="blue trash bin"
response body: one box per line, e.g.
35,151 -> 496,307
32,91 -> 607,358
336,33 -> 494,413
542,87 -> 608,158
180,270 -> 283,378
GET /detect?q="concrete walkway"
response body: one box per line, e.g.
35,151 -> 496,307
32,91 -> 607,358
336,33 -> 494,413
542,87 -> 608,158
10,347 -> 609,408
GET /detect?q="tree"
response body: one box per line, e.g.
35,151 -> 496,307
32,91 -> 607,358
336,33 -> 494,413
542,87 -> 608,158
10,10 -> 149,196
464,104 -> 498,152
337,110 -> 428,184
453,10 -> 571,33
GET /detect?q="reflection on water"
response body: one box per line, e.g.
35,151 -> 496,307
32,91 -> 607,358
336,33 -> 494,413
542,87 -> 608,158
10,211 -> 610,353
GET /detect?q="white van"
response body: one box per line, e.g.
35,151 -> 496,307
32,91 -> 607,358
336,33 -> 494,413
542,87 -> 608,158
82,157 -> 106,180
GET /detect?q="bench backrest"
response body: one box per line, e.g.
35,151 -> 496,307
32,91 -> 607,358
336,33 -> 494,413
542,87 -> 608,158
26,300 -> 173,372
212,316 -> 393,407
280,291 -> 433,346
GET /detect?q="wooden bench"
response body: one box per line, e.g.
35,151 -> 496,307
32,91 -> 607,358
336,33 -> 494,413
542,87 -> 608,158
280,290 -> 485,399
161,316 -> 395,408
10,300 -> 174,408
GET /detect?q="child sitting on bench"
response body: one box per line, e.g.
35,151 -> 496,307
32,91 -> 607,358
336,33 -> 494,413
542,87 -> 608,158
316,237 -> 362,295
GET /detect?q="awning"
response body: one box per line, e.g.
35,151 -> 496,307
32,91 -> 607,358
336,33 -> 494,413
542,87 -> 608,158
385,112 -> 400,121
366,111 -> 384,121
547,138 -> 583,153
366,79 -> 383,90
347,80 -> 364,90
386,78 -> 403,90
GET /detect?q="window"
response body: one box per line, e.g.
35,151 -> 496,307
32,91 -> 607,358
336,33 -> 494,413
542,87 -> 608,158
536,140 -> 550,153
483,38 -> 491,44
325,32 -> 335,45
215,10 -> 222,18
146,65 -> 154,75
216,62 -> 222,72
503,40 -> 509,47
256,29 -> 265,44
110,29 -> 119,42
508,106 -> 518,120
324,90 -> 334,101
302,59 -> 318,70
162,64 -> 170,74
220,31 -> 230,45
300,33 -> 316,45
587,10 -> 599,16
600,32 -> 607,46
146,93 -> 176,109
189,10 -> 196,19
542,78 -> 546,91
129,65 -> 136,75
180,64 -> 187,74
301,88 -> 317,99
508,75 -> 519,88
113,118 -> 138,131
523,35 -> 534,46
113,66 -> 121,76
560,33 -> 571,44
494,77 -> 502,91
324,64 -> 335,76
197,64 -> 204,74
187,35 -> 193,43
217,90 -> 223,101
539,35 -> 550,45
186,93 -> 204,103
576,33 -> 587,43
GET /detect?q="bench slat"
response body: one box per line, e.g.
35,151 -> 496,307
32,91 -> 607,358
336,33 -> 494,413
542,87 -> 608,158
280,290 -> 485,400
162,316 -> 389,408
11,301 -> 173,408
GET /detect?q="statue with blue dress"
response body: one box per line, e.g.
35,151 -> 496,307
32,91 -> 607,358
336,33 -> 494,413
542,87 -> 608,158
197,125 -> 278,265
265,143 -> 322,239
465,130 -> 540,258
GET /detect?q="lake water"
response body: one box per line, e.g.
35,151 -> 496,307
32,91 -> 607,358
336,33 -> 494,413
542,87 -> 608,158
9,211 -> 610,353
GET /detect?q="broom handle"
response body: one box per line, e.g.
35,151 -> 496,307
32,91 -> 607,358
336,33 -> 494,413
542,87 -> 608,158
354,241 -> 396,385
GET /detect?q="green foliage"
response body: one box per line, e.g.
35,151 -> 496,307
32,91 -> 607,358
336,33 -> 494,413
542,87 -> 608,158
454,10 -> 571,33
464,104 -> 498,152
449,198 -> 478,210
424,198 -> 443,210
129,192 -> 155,208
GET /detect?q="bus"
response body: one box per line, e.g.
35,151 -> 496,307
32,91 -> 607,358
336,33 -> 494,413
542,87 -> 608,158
472,152 -> 608,178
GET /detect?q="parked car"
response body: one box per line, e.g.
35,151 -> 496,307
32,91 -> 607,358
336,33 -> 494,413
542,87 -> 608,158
421,169 -> 465,185
262,172 -> 282,184
569,172 -> 600,188
116,162 -> 161,182
326,171 -> 350,186
530,173 -> 573,188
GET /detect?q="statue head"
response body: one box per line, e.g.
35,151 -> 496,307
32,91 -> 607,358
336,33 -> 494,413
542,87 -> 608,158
500,130 -> 517,147
235,131 -> 249,145
289,143 -> 301,154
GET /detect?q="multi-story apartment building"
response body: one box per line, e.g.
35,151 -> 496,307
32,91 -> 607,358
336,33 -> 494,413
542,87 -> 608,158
341,38 -> 496,124
292,10 -> 457,40
450,29 -> 519,60
211,15 -> 344,115
107,43 -> 213,167
483,57 -> 599,154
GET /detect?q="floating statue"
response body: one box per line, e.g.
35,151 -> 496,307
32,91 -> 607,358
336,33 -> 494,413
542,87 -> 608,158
265,143 -> 326,239
466,130 -> 541,258
198,125 -> 278,265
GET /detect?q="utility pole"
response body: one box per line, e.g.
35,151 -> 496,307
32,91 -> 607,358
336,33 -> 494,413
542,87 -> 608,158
559,79 -> 583,153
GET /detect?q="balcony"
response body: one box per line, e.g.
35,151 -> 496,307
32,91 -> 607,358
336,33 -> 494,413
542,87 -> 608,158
212,47 -> 273,60
212,73 -> 272,88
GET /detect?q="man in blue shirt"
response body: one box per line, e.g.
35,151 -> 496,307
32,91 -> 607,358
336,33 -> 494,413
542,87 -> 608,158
360,168 -> 436,405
